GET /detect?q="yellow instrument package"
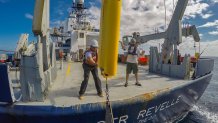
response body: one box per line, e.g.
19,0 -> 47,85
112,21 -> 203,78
195,52 -> 200,59
98,0 -> 122,78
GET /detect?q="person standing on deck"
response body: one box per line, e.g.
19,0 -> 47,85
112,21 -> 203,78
79,39 -> 103,100
120,38 -> 142,87
59,50 -> 64,69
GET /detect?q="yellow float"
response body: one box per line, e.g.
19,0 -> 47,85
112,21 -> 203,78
98,0 -> 122,78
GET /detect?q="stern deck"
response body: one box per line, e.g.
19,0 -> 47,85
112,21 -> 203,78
14,62 -> 188,107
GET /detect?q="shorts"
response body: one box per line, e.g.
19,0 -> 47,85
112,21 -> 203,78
126,63 -> 138,74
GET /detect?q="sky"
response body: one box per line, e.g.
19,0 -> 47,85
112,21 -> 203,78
0,0 -> 218,56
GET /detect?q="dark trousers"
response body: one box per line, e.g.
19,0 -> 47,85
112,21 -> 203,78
79,63 -> 102,95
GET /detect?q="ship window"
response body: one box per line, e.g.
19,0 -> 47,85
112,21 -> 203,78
80,33 -> 84,38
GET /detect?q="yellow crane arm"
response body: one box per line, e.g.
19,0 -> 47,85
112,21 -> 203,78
32,0 -> 50,36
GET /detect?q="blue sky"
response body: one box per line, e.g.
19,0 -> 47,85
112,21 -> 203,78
0,0 -> 218,54
0,0 -> 99,51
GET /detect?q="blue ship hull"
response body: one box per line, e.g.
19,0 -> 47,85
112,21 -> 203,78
0,73 -> 212,123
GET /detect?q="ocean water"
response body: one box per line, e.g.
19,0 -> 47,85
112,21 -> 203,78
180,57 -> 218,123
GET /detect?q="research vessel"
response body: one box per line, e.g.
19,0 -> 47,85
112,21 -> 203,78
0,0 -> 214,123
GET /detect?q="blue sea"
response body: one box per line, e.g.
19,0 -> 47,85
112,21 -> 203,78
180,57 -> 218,123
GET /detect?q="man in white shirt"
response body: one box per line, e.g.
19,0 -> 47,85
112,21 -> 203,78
121,38 -> 142,87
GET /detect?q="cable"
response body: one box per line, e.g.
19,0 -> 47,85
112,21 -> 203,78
200,44 -> 209,56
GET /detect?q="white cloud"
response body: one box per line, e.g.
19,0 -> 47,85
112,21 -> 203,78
185,0 -> 210,19
210,0 -> 218,3
25,13 -> 33,20
139,37 -> 218,56
54,1 -> 69,16
87,0 -> 212,36
179,39 -> 218,56
87,6 -> 101,29
208,31 -> 218,35
50,20 -> 66,27
86,0 -> 218,56
198,20 -> 218,28
201,13 -> 213,19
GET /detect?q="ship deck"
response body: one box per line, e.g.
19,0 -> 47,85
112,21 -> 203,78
12,62 -> 189,107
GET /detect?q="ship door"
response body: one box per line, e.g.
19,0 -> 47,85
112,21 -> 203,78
79,49 -> 84,61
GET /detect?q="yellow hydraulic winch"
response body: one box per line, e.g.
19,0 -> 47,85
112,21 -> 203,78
98,0 -> 122,78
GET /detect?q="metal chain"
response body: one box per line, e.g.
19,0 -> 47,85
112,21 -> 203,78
105,77 -> 109,105
105,77 -> 114,123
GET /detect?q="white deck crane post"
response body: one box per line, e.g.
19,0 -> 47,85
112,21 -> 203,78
14,34 -> 29,60
19,0 -> 57,101
14,34 -> 29,66
32,0 -> 51,70
135,0 -> 200,79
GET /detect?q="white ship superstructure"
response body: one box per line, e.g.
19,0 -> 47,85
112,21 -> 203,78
51,0 -> 99,61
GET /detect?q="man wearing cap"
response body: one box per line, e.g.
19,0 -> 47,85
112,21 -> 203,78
79,39 -> 103,100
120,38 -> 142,87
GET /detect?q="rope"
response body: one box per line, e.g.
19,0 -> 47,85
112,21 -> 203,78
105,77 -> 114,123
200,44 -> 209,56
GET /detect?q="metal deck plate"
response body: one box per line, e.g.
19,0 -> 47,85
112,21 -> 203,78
12,62 -> 188,107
